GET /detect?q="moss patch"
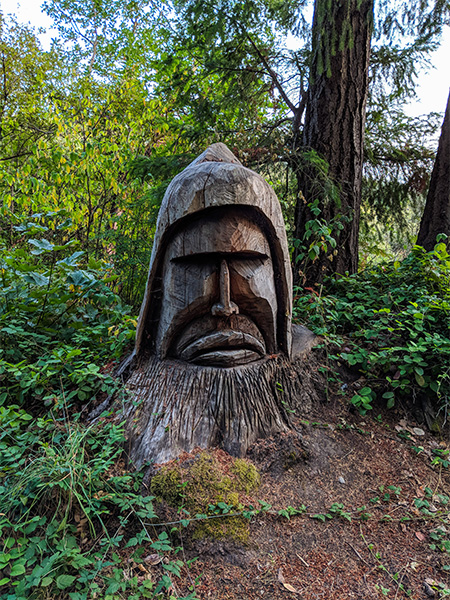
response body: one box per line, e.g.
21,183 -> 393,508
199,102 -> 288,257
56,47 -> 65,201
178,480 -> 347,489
150,467 -> 183,505
231,458 -> 261,493
149,449 -> 261,542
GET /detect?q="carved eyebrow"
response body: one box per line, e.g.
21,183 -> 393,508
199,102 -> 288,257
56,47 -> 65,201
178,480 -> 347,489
171,251 -> 269,264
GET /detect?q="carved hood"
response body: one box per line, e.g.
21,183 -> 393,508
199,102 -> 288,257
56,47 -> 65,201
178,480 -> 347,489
134,142 -> 293,359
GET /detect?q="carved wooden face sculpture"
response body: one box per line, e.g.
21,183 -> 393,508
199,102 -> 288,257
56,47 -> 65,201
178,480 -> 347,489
135,142 -> 293,366
155,209 -> 278,367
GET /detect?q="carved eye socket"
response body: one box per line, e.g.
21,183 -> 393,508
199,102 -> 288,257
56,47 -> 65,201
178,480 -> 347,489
172,251 -> 269,265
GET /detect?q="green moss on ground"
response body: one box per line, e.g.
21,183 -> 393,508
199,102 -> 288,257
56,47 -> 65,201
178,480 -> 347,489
150,450 -> 260,542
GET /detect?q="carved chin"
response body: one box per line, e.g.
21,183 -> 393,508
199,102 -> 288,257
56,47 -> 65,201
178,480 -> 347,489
170,314 -> 267,367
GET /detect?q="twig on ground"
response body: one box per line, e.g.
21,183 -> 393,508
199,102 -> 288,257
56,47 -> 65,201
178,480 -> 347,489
345,541 -> 369,565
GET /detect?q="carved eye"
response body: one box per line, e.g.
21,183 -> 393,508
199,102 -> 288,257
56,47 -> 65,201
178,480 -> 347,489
228,257 -> 268,281
172,251 -> 268,265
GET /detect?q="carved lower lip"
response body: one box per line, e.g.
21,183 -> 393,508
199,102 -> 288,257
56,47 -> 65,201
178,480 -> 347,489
178,330 -> 266,365
191,348 -> 262,367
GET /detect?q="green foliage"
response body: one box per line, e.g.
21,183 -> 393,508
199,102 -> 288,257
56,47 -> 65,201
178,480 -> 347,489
431,448 -> 450,469
312,502 -> 352,523
1,3 -> 450,595
360,109 -> 441,262
0,410 -> 197,599
0,210 -> 135,409
350,386 -> 375,416
41,0 -> 167,79
293,196 -> 352,269
429,526 -> 450,554
290,148 -> 354,281
0,14 -> 176,308
295,240 -> 450,414
278,504 -> 307,520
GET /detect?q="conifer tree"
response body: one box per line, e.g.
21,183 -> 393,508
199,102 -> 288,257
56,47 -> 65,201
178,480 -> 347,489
293,0 -> 374,286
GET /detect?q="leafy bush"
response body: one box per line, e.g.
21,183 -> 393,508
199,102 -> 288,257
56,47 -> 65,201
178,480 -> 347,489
0,210 -> 136,410
294,240 -> 450,416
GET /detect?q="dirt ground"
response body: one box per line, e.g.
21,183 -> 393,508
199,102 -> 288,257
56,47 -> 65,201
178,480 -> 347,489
160,396 -> 450,600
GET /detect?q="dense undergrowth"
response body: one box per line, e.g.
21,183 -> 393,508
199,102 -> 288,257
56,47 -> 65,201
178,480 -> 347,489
0,210 -> 136,412
0,212 -> 200,599
295,237 -> 450,422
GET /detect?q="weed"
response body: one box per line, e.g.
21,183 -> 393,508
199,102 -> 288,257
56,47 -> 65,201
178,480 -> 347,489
278,505 -> 307,520
351,386 -> 375,415
431,448 -> 450,468
429,527 -> 450,554
312,502 -> 352,523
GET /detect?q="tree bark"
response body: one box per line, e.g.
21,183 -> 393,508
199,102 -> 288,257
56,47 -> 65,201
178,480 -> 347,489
293,0 -> 374,287
417,91 -> 450,251
123,325 -> 320,467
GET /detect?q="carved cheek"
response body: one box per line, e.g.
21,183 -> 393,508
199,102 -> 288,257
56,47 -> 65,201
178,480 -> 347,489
229,259 -> 277,350
190,265 -> 218,311
229,259 -> 276,306
156,261 -> 218,357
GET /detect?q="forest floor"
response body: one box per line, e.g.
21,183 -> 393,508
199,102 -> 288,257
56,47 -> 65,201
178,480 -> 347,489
151,397 -> 450,600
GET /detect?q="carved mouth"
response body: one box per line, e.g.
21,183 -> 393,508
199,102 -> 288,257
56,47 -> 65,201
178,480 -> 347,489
179,330 -> 265,366
172,315 -> 267,367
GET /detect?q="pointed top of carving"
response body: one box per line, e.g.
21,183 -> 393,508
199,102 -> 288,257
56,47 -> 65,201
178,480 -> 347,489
188,142 -> 242,168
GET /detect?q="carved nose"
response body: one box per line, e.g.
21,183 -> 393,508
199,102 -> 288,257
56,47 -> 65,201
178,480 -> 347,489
211,259 -> 239,317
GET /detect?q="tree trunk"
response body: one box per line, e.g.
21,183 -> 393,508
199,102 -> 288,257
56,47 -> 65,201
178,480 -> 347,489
293,0 -> 374,287
417,91 -> 450,251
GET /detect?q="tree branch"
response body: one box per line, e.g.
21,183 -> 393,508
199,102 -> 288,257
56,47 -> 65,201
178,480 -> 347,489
243,30 -> 298,116
0,152 -> 33,161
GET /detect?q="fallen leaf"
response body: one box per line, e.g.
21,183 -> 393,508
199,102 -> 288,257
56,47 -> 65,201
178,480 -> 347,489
144,554 -> 162,565
413,427 -> 425,436
415,531 -> 426,541
423,581 -> 436,597
278,568 -> 285,584
283,582 -> 299,593
76,517 -> 88,534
